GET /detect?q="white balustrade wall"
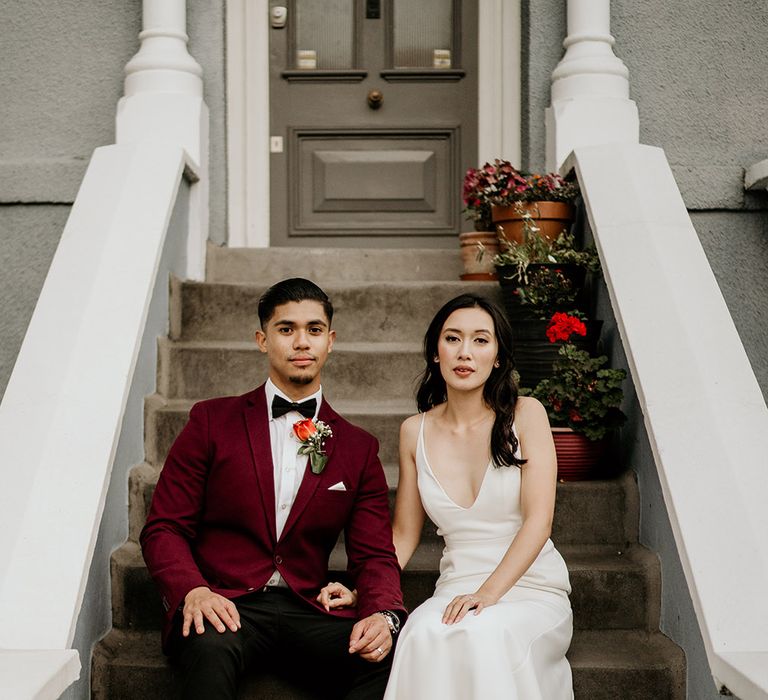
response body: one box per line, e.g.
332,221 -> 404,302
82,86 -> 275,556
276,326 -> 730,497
571,143 -> 768,699
0,143 -> 194,698
0,1 -> 208,697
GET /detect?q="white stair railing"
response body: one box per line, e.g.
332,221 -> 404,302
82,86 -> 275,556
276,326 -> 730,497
0,142 -> 193,695
0,1 -> 207,697
570,142 -> 768,699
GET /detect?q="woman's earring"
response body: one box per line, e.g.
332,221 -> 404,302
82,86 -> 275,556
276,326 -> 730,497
494,360 -> 500,368
433,356 -> 439,363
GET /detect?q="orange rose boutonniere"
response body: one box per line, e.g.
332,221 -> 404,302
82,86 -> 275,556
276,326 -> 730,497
292,419 -> 333,474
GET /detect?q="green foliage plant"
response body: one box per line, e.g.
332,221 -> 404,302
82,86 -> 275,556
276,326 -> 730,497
526,315 -> 627,441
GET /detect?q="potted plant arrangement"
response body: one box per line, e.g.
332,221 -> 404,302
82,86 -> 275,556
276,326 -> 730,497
463,160 -> 580,245
458,166 -> 499,281
523,312 -> 627,480
491,206 -> 602,387
492,204 -> 601,319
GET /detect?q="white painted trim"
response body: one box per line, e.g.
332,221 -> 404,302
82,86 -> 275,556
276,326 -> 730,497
117,0 -> 209,279
228,1 -> 517,246
571,142 -> 768,699
0,142 -> 188,650
226,0 -> 270,248
0,650 -> 80,700
226,0 -> 248,247
478,0 -> 521,166
546,0 -> 638,171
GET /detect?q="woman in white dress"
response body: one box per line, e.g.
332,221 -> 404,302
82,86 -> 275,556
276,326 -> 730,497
319,294 -> 573,699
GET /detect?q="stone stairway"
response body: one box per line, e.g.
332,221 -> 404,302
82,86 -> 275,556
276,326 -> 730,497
92,247 -> 686,699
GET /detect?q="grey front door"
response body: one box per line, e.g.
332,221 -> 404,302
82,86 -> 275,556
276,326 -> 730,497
269,0 -> 478,247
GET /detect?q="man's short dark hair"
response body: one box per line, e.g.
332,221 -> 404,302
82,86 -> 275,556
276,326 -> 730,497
257,278 -> 334,328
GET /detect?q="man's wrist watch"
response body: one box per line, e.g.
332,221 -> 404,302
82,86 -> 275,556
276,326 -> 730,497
377,610 -> 401,636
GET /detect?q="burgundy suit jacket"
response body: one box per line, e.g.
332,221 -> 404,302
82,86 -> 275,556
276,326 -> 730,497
141,384 -> 405,651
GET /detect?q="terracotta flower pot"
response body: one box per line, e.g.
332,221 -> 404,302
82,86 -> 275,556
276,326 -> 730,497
552,427 -> 608,481
458,231 -> 499,280
492,202 -> 574,245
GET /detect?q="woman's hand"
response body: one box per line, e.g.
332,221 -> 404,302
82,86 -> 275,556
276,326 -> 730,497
442,590 -> 499,625
317,582 -> 358,610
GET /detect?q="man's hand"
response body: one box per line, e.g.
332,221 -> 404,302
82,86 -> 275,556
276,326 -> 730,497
348,613 -> 392,662
317,582 -> 358,610
182,586 -> 241,636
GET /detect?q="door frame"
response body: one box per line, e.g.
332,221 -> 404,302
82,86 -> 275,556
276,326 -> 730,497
226,0 -> 521,248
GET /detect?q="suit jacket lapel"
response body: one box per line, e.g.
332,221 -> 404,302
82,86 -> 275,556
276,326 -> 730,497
279,398 -> 339,542
243,385 -> 277,543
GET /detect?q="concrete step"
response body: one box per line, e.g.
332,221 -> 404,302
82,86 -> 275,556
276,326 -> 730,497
205,245 -> 465,285
111,536 -> 655,633
174,280 -> 502,343
128,457 -> 637,546
143,395 -> 415,469
92,627 -> 685,700
157,339 -> 423,401
569,630 -> 686,700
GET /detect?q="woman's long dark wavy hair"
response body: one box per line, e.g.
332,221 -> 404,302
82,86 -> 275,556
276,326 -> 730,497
416,294 -> 525,469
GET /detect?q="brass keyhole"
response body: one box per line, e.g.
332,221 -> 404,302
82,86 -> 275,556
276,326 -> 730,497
367,89 -> 383,110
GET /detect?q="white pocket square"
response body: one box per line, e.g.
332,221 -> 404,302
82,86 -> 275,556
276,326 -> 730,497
328,481 -> 347,491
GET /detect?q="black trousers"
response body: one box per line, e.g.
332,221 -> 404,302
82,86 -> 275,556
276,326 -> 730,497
169,588 -> 394,700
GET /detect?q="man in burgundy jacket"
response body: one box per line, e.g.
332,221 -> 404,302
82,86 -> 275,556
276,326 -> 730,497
141,278 -> 405,699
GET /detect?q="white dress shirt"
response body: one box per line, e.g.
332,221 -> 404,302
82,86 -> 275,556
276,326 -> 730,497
264,378 -> 322,587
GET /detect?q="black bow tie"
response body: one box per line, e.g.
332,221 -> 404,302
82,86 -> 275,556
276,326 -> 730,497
271,395 -> 317,419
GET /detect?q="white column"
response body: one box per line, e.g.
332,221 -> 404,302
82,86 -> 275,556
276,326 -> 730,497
116,0 -> 209,280
545,0 -> 638,172
477,0 -> 521,167
227,0 -> 270,247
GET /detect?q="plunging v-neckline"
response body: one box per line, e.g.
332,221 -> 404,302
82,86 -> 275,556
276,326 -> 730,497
419,414 -> 492,511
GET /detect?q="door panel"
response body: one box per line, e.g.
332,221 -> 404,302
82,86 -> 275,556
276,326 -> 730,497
293,129 -> 457,233
270,0 -> 477,247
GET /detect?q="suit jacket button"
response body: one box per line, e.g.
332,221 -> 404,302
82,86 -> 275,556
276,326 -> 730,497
275,556 -> 283,565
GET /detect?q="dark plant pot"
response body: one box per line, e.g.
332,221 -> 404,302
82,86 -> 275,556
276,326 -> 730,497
511,319 -> 603,389
496,263 -> 590,322
552,427 -> 608,481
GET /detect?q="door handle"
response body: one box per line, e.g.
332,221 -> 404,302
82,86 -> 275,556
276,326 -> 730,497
367,89 -> 383,110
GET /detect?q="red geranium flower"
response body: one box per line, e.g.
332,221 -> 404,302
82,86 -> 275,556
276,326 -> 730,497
546,312 -> 587,343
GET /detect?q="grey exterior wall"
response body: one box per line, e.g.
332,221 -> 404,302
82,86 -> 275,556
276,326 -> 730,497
0,0 -> 227,401
0,1 -> 140,200
187,0 -> 227,245
521,1 -> 768,202
611,1 -> 768,212
610,2 -> 768,399
521,2 -> 768,395
0,205 -> 70,399
693,211 -> 768,399
0,0 -> 139,401
520,0 -> 565,174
